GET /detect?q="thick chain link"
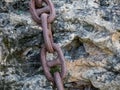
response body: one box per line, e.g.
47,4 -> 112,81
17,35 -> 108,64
29,0 -> 66,90
29,0 -> 55,24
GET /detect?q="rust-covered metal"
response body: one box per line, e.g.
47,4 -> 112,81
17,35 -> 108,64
29,0 -> 66,90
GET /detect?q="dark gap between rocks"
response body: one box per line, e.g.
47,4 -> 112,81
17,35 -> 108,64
64,37 -> 89,61
65,81 -> 99,90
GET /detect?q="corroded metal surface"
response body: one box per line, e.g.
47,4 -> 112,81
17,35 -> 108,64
29,0 -> 66,89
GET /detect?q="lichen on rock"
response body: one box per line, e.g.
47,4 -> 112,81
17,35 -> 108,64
0,0 -> 120,90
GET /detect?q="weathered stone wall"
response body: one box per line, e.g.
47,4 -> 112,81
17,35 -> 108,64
0,0 -> 120,90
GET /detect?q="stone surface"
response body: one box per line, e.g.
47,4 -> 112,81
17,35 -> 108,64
0,0 -> 120,90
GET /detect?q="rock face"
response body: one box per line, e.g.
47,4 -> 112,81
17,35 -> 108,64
0,0 -> 120,90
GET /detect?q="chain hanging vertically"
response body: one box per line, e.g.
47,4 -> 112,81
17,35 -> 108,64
29,0 -> 66,90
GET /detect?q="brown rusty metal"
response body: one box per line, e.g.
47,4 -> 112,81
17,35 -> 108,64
29,0 -> 56,24
43,0 -> 56,23
48,24 -> 54,44
35,0 -> 42,8
29,0 -> 66,90
40,45 -> 53,81
36,6 -> 50,15
47,58 -> 61,67
41,13 -> 54,53
54,72 -> 64,90
29,0 -> 42,24
40,43 -> 66,81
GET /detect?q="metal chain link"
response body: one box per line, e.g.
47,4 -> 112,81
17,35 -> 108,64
29,0 -> 66,90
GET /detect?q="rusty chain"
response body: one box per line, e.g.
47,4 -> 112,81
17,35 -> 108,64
29,0 -> 66,90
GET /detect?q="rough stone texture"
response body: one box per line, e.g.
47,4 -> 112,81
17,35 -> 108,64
0,0 -> 120,90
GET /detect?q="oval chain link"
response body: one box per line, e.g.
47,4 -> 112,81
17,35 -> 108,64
29,0 -> 66,90
29,0 -> 56,24
41,43 -> 66,81
41,13 -> 54,52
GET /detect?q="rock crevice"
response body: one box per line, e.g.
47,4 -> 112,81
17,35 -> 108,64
0,0 -> 120,90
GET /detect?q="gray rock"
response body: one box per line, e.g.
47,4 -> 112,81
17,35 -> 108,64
21,75 -> 52,90
0,0 -> 120,90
